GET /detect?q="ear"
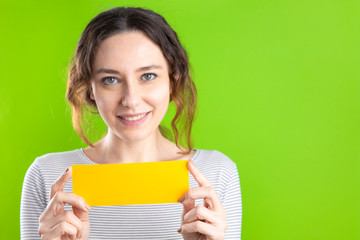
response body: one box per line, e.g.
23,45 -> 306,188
173,73 -> 180,82
89,87 -> 95,100
170,73 -> 180,92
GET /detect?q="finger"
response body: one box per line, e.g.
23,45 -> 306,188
183,204 -> 221,225
180,186 -> 222,211
41,221 -> 77,240
188,160 -> 210,187
179,187 -> 213,209
43,211 -> 84,239
73,204 -> 90,222
50,166 -> 72,200
48,191 -> 91,217
180,220 -> 224,239
180,196 -> 195,225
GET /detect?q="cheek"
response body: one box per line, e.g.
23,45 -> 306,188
148,84 -> 170,109
95,91 -> 120,114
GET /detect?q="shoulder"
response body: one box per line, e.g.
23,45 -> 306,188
193,149 -> 238,175
23,149 -> 81,187
195,149 -> 236,166
23,149 -> 86,205
27,148 -> 88,184
31,149 -> 87,174
190,149 -> 240,201
36,149 -> 80,162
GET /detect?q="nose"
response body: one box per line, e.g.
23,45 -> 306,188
121,82 -> 141,108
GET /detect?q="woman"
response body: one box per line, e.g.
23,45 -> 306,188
20,7 -> 242,239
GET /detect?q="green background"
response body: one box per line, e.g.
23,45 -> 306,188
0,0 -> 359,239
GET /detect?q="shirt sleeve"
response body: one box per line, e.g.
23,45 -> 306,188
20,159 -> 47,240
222,165 -> 242,239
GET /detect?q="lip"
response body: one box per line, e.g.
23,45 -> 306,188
117,111 -> 151,118
117,111 -> 151,127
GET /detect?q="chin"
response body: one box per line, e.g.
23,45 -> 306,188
114,130 -> 153,143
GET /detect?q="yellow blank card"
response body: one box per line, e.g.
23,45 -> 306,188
72,160 -> 189,206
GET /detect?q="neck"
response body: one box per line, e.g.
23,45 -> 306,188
93,128 -> 179,164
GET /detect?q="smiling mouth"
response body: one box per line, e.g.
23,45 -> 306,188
118,111 -> 151,121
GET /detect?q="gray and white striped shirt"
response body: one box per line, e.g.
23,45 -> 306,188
21,148 -> 242,239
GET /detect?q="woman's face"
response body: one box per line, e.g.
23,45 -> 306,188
90,31 -> 171,143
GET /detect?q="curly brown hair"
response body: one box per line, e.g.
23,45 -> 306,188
66,7 -> 197,154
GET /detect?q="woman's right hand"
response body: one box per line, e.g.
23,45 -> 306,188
38,166 -> 91,240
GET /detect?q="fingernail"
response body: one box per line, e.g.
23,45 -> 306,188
177,227 -> 182,233
84,202 -> 91,211
179,196 -> 185,203
63,167 -> 70,175
77,231 -> 82,239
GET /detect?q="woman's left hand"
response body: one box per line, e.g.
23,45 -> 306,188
178,160 -> 227,240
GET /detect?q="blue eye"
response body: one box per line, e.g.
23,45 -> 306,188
102,77 -> 118,85
141,73 -> 157,81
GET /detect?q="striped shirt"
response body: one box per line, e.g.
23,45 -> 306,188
21,148 -> 242,239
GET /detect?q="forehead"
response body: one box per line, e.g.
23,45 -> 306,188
93,31 -> 168,72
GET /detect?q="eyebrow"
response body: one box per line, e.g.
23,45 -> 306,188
95,65 -> 163,75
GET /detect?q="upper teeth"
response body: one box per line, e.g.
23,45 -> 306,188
122,113 -> 147,121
